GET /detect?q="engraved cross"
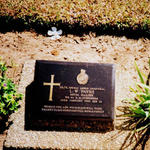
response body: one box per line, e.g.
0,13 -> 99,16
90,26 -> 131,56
43,75 -> 60,101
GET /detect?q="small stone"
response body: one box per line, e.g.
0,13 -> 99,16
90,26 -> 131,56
51,50 -> 59,56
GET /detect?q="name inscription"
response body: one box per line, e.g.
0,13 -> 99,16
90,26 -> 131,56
41,85 -> 105,114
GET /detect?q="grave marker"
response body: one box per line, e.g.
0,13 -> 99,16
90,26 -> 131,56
25,60 -> 115,131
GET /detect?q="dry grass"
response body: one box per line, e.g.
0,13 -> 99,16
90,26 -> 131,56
0,0 -> 150,32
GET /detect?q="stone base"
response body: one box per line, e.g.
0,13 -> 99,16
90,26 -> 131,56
4,60 -> 136,150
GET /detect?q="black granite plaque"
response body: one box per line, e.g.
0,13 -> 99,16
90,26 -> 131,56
25,60 -> 115,131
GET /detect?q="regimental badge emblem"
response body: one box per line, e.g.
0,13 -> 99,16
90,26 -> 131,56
77,69 -> 89,85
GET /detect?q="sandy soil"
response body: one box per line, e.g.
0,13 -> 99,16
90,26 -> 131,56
0,31 -> 150,149
0,31 -> 149,82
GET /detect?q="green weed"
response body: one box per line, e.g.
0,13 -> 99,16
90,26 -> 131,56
0,60 -> 22,117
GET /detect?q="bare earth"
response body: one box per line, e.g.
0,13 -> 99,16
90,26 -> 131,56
0,31 -> 150,149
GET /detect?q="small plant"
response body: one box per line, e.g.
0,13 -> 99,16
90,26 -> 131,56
126,61 -> 150,131
0,61 -> 22,118
118,59 -> 150,149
